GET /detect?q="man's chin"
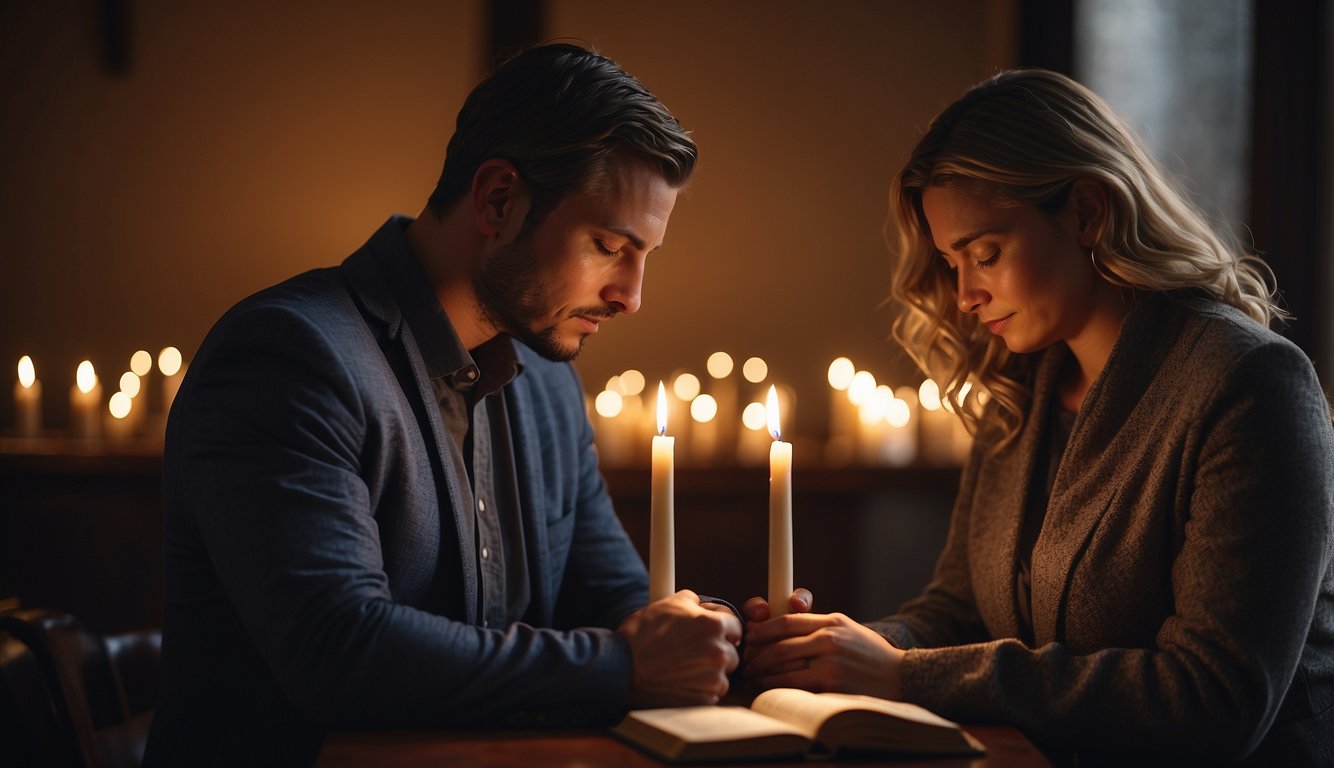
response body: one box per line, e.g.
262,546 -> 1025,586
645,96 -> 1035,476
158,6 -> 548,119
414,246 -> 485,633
513,328 -> 586,363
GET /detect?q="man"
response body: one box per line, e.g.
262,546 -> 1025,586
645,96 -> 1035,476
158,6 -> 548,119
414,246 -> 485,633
144,43 -> 740,766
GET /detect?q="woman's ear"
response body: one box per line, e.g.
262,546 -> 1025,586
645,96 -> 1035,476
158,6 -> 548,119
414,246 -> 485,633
470,158 -> 529,241
1069,178 -> 1109,248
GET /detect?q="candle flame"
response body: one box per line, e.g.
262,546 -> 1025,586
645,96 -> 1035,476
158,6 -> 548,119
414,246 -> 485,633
18,356 -> 35,388
656,381 -> 667,436
766,385 -> 782,440
76,360 -> 97,394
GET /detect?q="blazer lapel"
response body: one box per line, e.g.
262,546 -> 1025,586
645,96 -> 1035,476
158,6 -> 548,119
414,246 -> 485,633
970,348 -> 1066,640
1030,295 -> 1181,644
342,231 -> 478,623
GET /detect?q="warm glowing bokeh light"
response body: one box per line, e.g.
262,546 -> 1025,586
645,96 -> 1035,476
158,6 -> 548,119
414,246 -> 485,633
108,391 -> 132,419
848,370 -> 877,406
120,371 -> 142,398
690,394 -> 718,423
620,369 -> 646,396
159,347 -> 183,376
827,357 -> 855,390
76,361 -> 97,394
742,402 -> 767,431
742,357 -> 768,383
594,389 -> 623,418
130,350 -> 153,377
673,373 -> 701,401
706,352 -> 733,379
17,356 -> 35,388
919,379 -> 942,411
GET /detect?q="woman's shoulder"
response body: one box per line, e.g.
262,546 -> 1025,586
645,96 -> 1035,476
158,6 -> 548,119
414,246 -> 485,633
1160,292 -> 1304,367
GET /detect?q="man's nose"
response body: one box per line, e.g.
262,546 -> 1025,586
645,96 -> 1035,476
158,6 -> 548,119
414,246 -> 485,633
602,255 -> 645,315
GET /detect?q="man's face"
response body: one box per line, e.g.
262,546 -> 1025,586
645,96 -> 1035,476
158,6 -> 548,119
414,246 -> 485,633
474,160 -> 677,362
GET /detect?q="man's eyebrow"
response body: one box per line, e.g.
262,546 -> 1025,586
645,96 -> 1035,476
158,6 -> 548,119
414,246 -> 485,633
605,225 -> 648,251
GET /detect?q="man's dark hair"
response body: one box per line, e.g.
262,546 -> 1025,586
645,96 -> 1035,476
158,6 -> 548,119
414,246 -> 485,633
426,42 -> 697,231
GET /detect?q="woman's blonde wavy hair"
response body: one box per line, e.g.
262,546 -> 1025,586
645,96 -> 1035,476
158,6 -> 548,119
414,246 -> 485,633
889,68 -> 1283,447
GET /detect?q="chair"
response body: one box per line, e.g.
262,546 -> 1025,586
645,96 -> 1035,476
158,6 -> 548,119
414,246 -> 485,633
0,608 -> 161,768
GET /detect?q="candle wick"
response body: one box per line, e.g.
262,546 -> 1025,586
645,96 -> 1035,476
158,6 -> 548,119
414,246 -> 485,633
771,429 -> 781,441
658,426 -> 666,437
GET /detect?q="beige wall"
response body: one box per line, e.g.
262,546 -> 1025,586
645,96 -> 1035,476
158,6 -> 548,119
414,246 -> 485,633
0,1 -> 1012,440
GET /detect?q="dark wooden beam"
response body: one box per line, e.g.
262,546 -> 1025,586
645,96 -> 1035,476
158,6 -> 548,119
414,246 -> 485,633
485,0 -> 545,73
100,0 -> 131,75
1017,0 -> 1074,74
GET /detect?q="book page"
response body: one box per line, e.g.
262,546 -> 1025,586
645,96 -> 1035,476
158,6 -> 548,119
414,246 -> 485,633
627,705 -> 809,742
752,688 -> 960,731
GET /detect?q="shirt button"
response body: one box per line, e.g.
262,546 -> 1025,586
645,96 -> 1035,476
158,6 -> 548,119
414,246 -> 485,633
465,369 -> 477,380
478,498 -> 486,513
481,546 -> 490,559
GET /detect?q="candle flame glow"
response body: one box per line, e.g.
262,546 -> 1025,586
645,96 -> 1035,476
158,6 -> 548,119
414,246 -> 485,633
18,356 -> 35,388
159,347 -> 183,377
76,360 -> 97,394
919,379 -> 942,411
108,391 -> 132,420
827,357 -> 855,390
766,385 -> 782,440
656,381 -> 667,436
690,394 -> 718,423
742,402 -> 767,430
706,351 -> 733,379
120,371 -> 142,398
130,350 -> 153,377
742,356 -> 768,384
594,389 -> 623,418
673,372 -> 700,401
620,369 -> 646,396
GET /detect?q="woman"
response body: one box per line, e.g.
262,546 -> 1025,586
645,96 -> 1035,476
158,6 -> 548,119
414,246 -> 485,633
744,69 -> 1334,765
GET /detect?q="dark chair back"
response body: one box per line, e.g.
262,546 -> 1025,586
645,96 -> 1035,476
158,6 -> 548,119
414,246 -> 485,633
0,608 -> 160,768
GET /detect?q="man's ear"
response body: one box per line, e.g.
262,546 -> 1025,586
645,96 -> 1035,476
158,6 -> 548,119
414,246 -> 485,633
470,158 -> 529,241
1069,178 -> 1109,248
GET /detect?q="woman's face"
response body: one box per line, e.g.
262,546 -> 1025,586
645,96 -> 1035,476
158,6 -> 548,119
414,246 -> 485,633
921,183 -> 1102,355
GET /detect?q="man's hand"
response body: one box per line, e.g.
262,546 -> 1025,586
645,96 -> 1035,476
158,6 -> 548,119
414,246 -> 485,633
741,588 -> 814,624
618,590 -> 742,708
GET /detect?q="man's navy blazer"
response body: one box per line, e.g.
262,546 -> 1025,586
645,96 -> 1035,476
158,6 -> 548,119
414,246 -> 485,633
145,218 -> 649,765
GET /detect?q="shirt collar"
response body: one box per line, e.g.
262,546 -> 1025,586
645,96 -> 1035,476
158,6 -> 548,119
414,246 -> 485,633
377,216 -> 521,391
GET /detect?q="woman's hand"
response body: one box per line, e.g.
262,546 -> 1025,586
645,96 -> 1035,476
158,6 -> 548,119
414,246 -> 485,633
743,612 -> 904,700
741,588 -> 813,623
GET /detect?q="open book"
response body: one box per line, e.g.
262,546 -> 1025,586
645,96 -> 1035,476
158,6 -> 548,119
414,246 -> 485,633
612,687 -> 985,762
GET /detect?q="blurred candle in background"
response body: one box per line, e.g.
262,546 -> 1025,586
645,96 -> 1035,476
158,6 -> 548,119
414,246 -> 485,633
706,352 -> 738,460
119,370 -> 145,435
825,357 -> 857,465
15,355 -> 42,438
766,385 -> 794,617
70,360 -> 102,439
689,393 -> 719,462
104,391 -> 135,441
649,381 -> 675,602
737,400 -> 769,467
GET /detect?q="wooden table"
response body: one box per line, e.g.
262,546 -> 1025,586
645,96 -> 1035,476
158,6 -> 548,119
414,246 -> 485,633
316,724 -> 1053,767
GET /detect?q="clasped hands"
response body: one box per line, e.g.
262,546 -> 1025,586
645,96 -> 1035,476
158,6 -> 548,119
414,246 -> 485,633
618,588 -> 904,708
